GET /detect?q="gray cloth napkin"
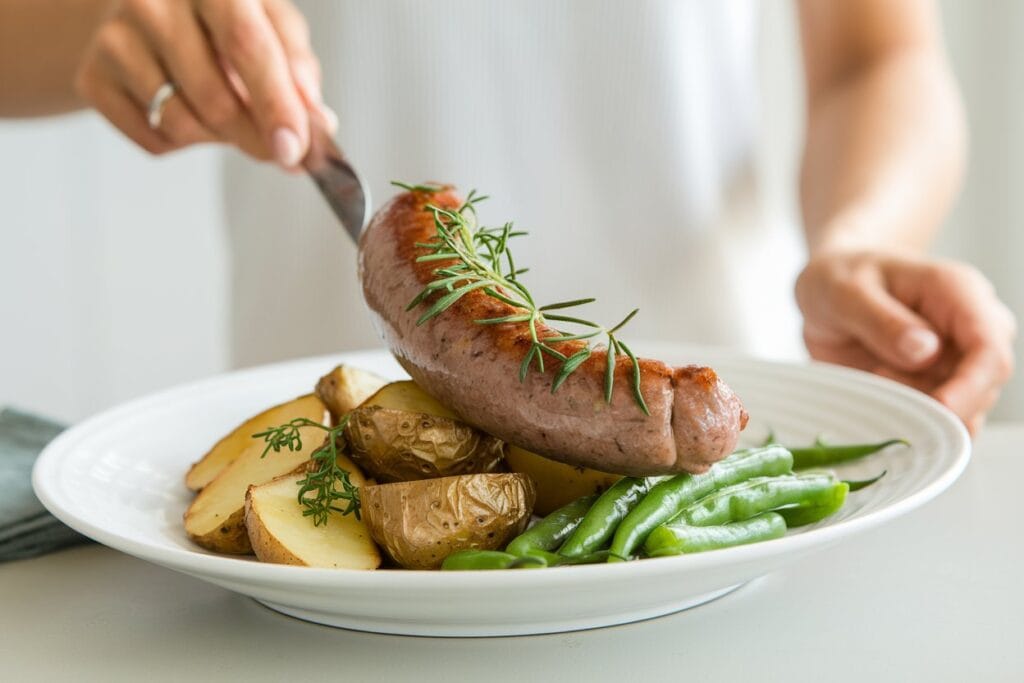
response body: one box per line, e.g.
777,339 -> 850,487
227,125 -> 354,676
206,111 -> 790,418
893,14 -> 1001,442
0,408 -> 90,562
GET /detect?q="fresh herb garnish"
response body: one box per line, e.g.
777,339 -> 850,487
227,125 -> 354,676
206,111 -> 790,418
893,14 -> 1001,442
396,181 -> 649,414
253,416 -> 360,525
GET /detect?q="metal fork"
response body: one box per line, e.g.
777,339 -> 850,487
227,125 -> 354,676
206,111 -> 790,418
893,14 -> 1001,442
302,122 -> 371,243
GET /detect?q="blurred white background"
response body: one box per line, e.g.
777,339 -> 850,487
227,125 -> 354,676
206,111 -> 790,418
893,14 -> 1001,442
1,2 -> 1020,424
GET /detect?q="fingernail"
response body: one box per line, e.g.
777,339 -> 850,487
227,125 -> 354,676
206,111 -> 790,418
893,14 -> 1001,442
272,127 -> 303,167
898,328 -> 940,363
320,104 -> 339,133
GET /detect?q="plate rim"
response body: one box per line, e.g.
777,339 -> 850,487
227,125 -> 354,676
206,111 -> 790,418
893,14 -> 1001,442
32,346 -> 971,589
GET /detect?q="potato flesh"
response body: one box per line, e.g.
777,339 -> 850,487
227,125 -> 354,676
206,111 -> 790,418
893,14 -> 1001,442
315,365 -> 388,424
344,406 -> 505,482
184,406 -> 330,554
244,462 -> 380,569
360,380 -> 459,420
505,445 -> 621,516
362,473 -> 535,570
185,394 -> 326,492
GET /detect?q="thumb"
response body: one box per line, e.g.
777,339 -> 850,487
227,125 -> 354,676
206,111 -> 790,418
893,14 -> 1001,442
833,280 -> 942,371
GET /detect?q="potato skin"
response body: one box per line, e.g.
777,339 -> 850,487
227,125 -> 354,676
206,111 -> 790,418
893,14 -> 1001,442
315,365 -> 388,424
187,508 -> 251,555
185,393 -> 326,492
184,409 -> 329,555
244,490 -> 305,565
361,473 -> 536,570
244,464 -> 381,570
344,406 -> 506,483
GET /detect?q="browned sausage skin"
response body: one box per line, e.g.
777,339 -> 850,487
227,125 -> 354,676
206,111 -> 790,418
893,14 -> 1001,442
359,187 -> 748,475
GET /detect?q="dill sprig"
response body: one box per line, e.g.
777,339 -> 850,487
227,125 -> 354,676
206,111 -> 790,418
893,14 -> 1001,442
253,416 -> 360,525
395,181 -> 649,414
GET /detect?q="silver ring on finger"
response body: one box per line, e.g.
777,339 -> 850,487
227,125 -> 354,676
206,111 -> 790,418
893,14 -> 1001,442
147,82 -> 177,130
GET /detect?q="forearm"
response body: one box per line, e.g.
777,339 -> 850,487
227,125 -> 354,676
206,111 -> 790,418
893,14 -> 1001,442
0,0 -> 115,116
800,41 -> 966,255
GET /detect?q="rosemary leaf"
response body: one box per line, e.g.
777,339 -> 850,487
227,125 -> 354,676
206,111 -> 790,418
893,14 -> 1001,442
539,297 -> 597,311
416,252 -> 461,262
416,280 -> 494,325
544,330 -> 603,343
605,341 -> 616,403
253,414 -> 361,526
399,183 -> 648,412
391,181 -> 443,193
617,341 -> 650,416
542,313 -> 602,328
519,346 -> 538,382
552,347 -> 592,392
608,308 -> 640,334
475,313 -> 533,325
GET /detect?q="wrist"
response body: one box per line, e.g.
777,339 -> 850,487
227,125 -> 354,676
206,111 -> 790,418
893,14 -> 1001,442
805,206 -> 929,258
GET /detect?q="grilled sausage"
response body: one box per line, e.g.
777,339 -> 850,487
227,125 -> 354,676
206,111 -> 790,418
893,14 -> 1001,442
359,187 -> 747,475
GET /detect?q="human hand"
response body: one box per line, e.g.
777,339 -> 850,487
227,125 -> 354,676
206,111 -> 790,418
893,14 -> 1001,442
73,0 -> 334,167
795,250 -> 1016,434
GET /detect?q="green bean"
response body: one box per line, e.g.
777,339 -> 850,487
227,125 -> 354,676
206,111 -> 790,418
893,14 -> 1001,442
440,550 -> 547,570
441,548 -> 613,570
644,513 -> 787,557
505,494 -> 597,558
844,470 -> 886,492
776,480 -> 850,527
559,477 -> 660,557
790,438 -> 908,469
608,445 -> 793,561
676,473 -> 848,527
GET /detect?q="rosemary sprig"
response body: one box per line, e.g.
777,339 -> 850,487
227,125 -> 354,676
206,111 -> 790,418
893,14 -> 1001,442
394,181 -> 649,414
253,416 -> 360,525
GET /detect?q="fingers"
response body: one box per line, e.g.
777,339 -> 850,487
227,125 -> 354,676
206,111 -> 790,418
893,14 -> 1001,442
841,282 -> 941,370
196,0 -> 311,167
263,0 -> 317,102
890,260 -> 1016,427
803,327 -> 879,372
76,0 -> 323,165
75,58 -> 172,155
263,0 -> 338,132
75,22 -> 186,153
934,347 -> 1010,423
798,252 -> 1016,436
798,257 -> 941,372
123,0 -> 269,159
94,20 -> 215,147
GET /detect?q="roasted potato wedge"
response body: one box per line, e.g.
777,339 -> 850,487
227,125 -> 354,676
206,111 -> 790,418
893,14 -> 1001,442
184,406 -> 330,554
244,455 -> 381,569
315,365 -> 388,424
344,406 -> 505,482
185,394 -> 326,492
359,380 -> 459,420
505,445 -> 621,516
362,473 -> 535,569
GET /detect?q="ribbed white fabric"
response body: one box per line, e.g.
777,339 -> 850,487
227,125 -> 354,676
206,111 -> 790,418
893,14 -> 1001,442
225,0 -> 802,366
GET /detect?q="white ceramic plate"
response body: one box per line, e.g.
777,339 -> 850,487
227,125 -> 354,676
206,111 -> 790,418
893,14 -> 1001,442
33,346 -> 969,637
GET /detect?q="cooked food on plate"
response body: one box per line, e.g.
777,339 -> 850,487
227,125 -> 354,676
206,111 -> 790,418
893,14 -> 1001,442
180,185 -> 905,570
185,393 -> 326,492
359,185 -> 748,476
504,445 -> 621,516
183,398 -> 329,554
344,381 -> 505,482
361,473 -> 535,570
181,365 -> 902,570
245,462 -> 380,569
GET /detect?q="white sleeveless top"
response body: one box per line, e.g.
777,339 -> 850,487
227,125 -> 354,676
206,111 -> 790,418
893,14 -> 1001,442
225,1 -> 803,366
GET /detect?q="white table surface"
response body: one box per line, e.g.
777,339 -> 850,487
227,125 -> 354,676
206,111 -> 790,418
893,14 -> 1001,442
2,425 -> 1022,682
